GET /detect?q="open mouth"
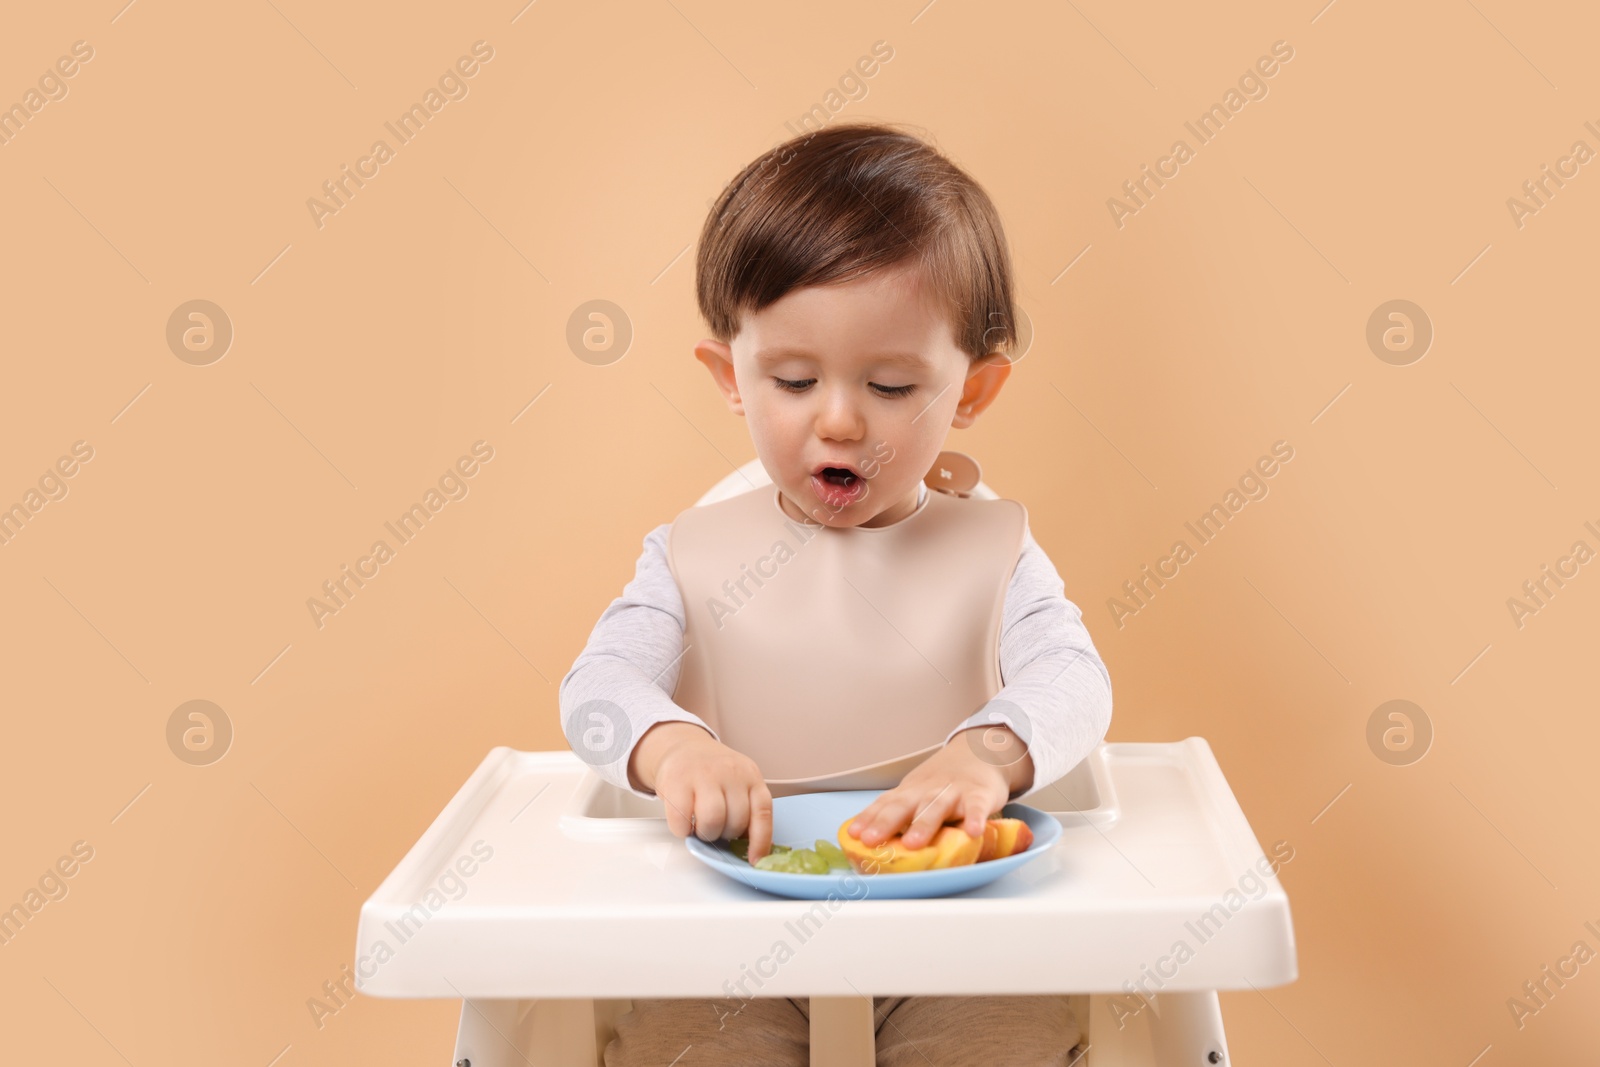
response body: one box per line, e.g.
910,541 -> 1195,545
819,466 -> 859,486
810,464 -> 867,508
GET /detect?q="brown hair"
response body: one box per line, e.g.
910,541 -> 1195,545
695,122 -> 1017,360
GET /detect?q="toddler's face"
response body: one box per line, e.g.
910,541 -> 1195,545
695,261 -> 1009,528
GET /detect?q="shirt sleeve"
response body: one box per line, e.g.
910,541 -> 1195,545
558,522 -> 721,800
940,513 -> 1114,804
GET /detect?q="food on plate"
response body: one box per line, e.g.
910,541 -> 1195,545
724,815 -> 1034,875
977,816 -> 1034,863
836,815 -> 1034,874
727,837 -> 852,874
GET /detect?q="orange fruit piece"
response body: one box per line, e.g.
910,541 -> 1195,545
836,814 -> 1032,874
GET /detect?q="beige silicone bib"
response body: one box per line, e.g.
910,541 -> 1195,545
666,452 -> 1027,797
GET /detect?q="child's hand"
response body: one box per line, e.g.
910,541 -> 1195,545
648,726 -> 776,865
843,730 -> 1028,849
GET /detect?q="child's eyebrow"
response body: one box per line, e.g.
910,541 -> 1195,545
755,347 -> 931,369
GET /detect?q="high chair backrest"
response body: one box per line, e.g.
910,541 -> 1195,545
694,454 -> 998,507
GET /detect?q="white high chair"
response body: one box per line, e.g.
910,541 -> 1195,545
355,456 -> 1297,1065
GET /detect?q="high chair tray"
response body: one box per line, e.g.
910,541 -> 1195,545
354,738 -> 1296,1000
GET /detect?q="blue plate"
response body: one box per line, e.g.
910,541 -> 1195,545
684,789 -> 1061,900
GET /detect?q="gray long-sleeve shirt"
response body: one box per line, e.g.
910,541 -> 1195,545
559,483 -> 1113,804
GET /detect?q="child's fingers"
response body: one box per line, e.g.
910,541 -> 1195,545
957,789 -> 997,838
693,787 -> 727,842
744,783 -> 774,865
659,782 -> 697,840
854,791 -> 928,846
722,785 -> 748,848
845,802 -> 881,839
845,799 -> 884,839
899,789 -> 962,849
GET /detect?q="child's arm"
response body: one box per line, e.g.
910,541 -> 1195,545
560,524 -> 711,793
560,523 -> 775,861
846,517 -> 1113,848
955,517 -> 1114,800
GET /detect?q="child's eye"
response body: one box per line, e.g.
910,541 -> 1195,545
771,378 -> 915,398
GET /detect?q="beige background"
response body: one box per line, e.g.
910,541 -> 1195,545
1,0 -> 1596,1062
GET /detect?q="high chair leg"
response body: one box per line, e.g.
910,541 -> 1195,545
451,997 -> 598,1067
1145,992 -> 1228,1065
1082,991 -> 1229,1066
593,998 -> 632,1066
808,995 -> 876,1067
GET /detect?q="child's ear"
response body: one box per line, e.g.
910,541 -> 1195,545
694,339 -> 744,416
951,352 -> 1012,429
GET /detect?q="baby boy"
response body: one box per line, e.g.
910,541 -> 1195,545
562,121 -> 1112,1067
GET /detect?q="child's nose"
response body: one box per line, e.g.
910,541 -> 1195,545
813,388 -> 866,440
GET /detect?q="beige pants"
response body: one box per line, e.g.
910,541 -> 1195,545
604,993 -> 1081,1066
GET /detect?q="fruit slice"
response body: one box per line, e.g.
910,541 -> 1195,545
836,818 -> 981,873
977,817 -> 1034,862
838,815 -> 1033,873
789,848 -> 829,874
729,815 -> 1034,875
927,824 -> 984,868
813,839 -> 851,869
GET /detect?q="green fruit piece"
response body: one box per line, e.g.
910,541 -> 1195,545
794,849 -> 829,874
729,837 -> 749,861
770,844 -> 793,853
754,853 -> 791,871
814,840 -> 850,868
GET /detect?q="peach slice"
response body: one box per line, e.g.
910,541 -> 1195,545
977,817 -> 1034,862
836,818 -> 992,874
836,815 -> 1035,874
